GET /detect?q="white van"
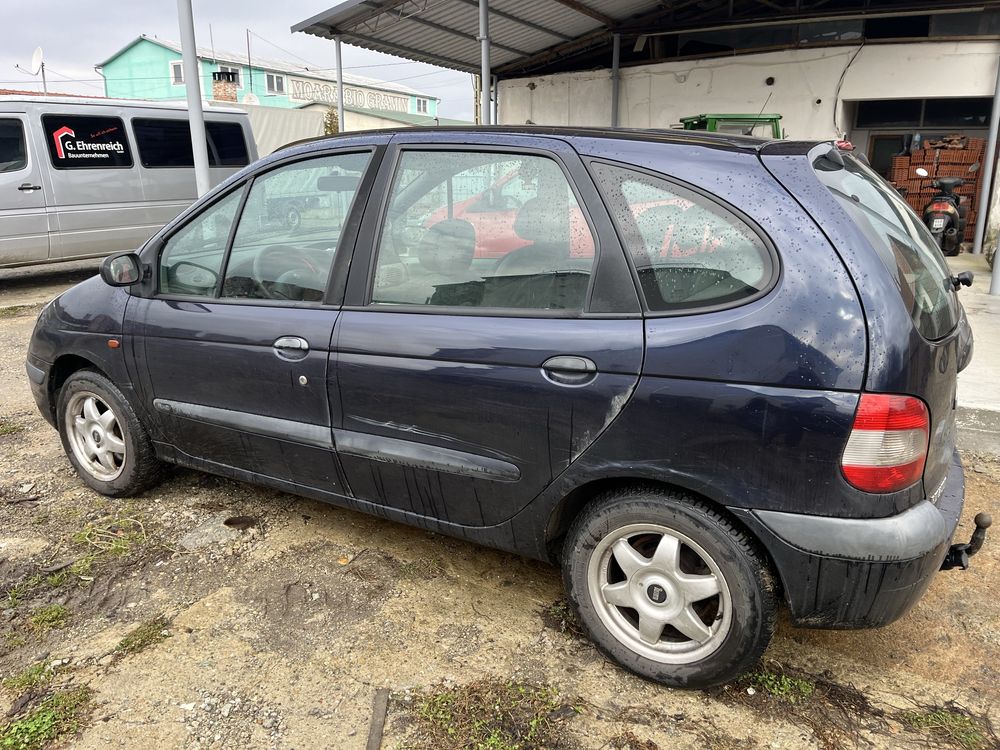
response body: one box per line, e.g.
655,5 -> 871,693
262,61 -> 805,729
0,95 -> 256,268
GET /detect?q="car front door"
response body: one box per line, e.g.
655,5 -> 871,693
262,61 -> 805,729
126,146 -> 381,494
0,114 -> 49,265
333,137 -> 644,527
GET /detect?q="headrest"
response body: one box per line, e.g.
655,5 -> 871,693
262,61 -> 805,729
513,197 -> 569,244
417,219 -> 476,275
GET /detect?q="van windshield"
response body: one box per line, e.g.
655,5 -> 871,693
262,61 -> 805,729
813,150 -> 958,340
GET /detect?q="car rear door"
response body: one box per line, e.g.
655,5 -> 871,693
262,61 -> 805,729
126,144 -> 382,493
332,134 -> 643,527
0,113 -> 49,265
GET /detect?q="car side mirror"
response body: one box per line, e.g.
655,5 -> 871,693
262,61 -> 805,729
915,167 -> 929,178
100,253 -> 143,287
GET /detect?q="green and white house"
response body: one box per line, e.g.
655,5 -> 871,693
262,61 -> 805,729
97,35 -> 443,122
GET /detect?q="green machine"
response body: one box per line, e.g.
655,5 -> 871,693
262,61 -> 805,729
680,113 -> 783,139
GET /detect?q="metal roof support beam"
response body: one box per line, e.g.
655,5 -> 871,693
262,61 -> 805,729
343,31 -> 476,71
401,12 -> 530,57
479,0 -> 490,125
453,0 -> 574,42
550,0 -> 616,27
335,35 -> 346,133
610,32 -> 621,127
492,75 -> 499,124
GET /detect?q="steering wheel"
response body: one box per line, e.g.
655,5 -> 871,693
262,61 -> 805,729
252,245 -> 320,300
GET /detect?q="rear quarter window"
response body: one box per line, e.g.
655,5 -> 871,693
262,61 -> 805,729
812,152 -> 958,340
591,162 -> 776,313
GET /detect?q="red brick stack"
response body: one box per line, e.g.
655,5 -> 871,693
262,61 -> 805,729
889,136 -> 985,242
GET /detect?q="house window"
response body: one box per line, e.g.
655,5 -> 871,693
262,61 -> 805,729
170,61 -> 184,85
415,98 -> 428,114
266,73 -> 286,95
218,65 -> 241,88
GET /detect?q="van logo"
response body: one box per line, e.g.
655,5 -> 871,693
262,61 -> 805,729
52,126 -> 75,159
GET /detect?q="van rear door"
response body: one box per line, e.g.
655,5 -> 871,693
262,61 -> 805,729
0,114 -> 49,265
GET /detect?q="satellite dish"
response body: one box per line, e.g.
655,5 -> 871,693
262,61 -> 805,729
242,92 -> 259,105
30,47 -> 43,76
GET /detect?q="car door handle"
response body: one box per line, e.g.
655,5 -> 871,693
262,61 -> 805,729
541,355 -> 597,386
18,183 -> 41,192
273,336 -> 309,360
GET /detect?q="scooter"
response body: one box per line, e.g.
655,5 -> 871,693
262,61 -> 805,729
914,164 -> 978,257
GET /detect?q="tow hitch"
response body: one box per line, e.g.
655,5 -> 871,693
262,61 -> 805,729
941,513 -> 992,571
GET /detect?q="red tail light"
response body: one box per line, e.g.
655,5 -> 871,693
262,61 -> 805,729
841,394 -> 929,493
930,202 -> 952,212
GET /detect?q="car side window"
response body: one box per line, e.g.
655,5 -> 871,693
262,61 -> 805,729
0,119 -> 27,173
159,189 -> 243,296
371,150 -> 597,312
221,152 -> 369,302
592,162 -> 775,312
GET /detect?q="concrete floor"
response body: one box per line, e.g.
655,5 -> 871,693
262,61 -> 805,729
951,253 -> 1000,454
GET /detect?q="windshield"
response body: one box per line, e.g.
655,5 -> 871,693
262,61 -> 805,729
813,150 -> 958,340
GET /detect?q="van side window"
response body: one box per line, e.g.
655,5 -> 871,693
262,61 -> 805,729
133,119 -> 249,168
592,162 -> 775,312
371,150 -> 597,312
0,120 -> 27,173
159,189 -> 243,296
221,152 -> 370,302
41,115 -> 133,170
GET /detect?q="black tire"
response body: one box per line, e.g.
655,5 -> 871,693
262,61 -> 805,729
56,369 -> 165,497
562,487 -> 777,689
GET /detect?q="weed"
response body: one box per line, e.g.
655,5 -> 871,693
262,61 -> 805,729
1,663 -> 52,695
398,557 -> 445,579
539,599 -> 586,640
3,633 -> 27,651
0,685 -> 92,750
748,669 -> 814,704
405,679 -> 579,750
0,304 -> 35,319
900,703 -> 994,750
608,730 -> 659,750
44,572 -> 67,589
28,605 -> 70,633
67,555 -> 96,578
114,616 -> 171,659
0,417 -> 23,436
73,515 -> 145,557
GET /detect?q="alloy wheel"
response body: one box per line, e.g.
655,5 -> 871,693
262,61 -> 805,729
64,391 -> 127,482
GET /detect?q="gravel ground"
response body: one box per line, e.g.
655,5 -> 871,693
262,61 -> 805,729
1,267 -> 998,750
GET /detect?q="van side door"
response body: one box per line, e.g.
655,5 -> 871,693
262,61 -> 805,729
0,114 -> 49,265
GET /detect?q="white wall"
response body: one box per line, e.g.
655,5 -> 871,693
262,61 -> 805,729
499,41 -> 1000,140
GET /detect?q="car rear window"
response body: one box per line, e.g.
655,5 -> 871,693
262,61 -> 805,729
813,151 -> 958,340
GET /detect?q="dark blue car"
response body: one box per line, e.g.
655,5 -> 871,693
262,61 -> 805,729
25,128 -> 988,688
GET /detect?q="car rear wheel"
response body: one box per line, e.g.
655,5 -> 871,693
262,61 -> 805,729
562,487 -> 777,688
57,370 -> 164,497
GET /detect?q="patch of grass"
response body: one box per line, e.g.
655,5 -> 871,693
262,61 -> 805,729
113,616 -> 170,659
0,304 -> 35,319
3,633 -> 28,651
398,557 -> 445,580
5,577 -> 43,610
73,515 -> 145,557
405,679 -> 579,750
0,417 -> 23,436
607,730 -> 659,750
28,605 -> 70,633
900,704 -> 993,750
0,685 -> 92,750
1,663 -> 52,695
539,599 -> 586,640
748,669 -> 815,704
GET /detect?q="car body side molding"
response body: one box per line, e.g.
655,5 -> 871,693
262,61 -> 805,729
333,429 -> 521,482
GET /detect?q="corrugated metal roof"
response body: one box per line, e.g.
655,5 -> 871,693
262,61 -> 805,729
292,0 -> 662,74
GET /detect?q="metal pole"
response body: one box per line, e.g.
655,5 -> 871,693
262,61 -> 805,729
492,75 -> 499,124
974,54 -> 1000,261
335,36 -> 346,133
40,62 -> 47,95
478,0 -> 490,125
611,33 -> 621,127
177,0 -> 211,197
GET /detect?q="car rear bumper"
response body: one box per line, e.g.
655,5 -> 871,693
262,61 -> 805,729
731,451 -> 964,628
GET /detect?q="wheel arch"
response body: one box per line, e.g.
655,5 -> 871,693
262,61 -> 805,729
48,354 -> 107,419
544,476 -> 783,597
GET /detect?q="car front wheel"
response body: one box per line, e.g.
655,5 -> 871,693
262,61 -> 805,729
562,487 -> 777,689
57,369 -> 164,497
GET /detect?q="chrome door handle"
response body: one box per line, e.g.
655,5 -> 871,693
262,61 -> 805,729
541,355 -> 597,386
273,336 -> 309,360
18,183 -> 41,192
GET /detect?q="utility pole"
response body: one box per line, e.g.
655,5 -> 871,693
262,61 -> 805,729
478,0 -> 490,125
335,36 -> 345,134
177,0 -> 211,197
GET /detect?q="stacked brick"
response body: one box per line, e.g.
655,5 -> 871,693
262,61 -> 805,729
888,136 -> 985,242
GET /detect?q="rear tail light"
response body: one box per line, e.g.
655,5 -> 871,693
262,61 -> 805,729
841,394 -> 929,493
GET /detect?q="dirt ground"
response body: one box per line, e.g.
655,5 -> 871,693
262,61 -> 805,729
1,267 -> 998,750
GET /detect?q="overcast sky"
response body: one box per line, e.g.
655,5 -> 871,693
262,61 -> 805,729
0,0 -> 474,119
